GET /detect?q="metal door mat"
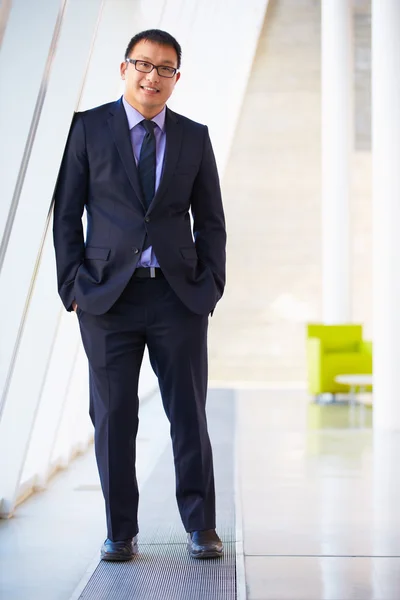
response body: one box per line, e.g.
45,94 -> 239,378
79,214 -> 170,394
77,389 -> 237,600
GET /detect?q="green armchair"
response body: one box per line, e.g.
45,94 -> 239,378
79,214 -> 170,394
306,324 -> 373,397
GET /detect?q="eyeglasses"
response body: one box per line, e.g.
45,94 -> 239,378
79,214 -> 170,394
126,58 -> 178,79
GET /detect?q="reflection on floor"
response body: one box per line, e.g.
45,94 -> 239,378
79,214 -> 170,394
308,398 -> 373,429
238,388 -> 400,600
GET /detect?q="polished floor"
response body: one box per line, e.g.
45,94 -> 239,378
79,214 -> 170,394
238,389 -> 400,599
1,387 -> 399,599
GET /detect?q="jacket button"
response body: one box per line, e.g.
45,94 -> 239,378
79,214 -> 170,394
132,247 -> 139,254
144,217 -> 150,223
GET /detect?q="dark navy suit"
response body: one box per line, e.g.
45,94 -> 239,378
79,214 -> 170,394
53,98 -> 226,541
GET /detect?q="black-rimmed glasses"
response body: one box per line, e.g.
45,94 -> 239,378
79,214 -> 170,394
126,59 -> 178,78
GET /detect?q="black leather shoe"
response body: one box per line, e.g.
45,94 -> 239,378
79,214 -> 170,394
188,529 -> 223,559
100,536 -> 138,561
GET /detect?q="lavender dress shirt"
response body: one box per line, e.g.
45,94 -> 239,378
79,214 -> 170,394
122,96 -> 165,267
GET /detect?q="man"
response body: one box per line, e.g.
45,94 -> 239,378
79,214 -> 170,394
53,29 -> 226,561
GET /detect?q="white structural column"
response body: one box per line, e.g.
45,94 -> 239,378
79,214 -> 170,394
372,0 -> 400,430
321,0 -> 353,323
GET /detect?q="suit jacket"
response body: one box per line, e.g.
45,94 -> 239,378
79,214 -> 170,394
53,97 -> 226,316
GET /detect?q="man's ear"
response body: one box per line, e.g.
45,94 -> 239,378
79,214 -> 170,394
175,71 -> 181,84
120,61 -> 127,79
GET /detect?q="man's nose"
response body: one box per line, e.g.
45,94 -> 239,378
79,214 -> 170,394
146,68 -> 160,83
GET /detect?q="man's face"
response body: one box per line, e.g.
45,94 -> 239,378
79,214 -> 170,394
120,40 -> 180,118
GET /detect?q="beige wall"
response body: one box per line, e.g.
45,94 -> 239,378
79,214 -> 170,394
209,0 -> 373,383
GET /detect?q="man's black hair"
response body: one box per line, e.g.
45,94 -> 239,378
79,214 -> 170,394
125,29 -> 182,69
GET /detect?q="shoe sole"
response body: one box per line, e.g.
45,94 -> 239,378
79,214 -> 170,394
189,549 -> 223,559
101,552 -> 135,561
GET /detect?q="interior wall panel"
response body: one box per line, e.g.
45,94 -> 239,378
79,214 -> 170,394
21,310 -> 82,486
0,0 -> 104,516
50,346 -> 90,468
0,0 -> 64,248
0,0 -> 12,50
142,0 -> 270,175
78,0 -> 144,110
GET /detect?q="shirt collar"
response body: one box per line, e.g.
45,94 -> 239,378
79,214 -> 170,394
122,96 -> 166,132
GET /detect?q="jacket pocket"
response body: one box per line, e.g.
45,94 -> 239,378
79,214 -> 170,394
84,246 -> 110,260
180,246 -> 198,260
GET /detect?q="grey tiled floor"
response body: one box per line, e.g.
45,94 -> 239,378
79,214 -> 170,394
237,388 -> 400,600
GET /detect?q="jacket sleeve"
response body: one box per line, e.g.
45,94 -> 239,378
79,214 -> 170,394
191,126 -> 227,302
52,113 -> 87,311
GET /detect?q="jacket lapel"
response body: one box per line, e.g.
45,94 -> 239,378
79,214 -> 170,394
107,98 -> 145,209
149,108 -> 182,212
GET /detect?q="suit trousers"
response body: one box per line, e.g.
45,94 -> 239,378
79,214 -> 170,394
77,275 -> 216,541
